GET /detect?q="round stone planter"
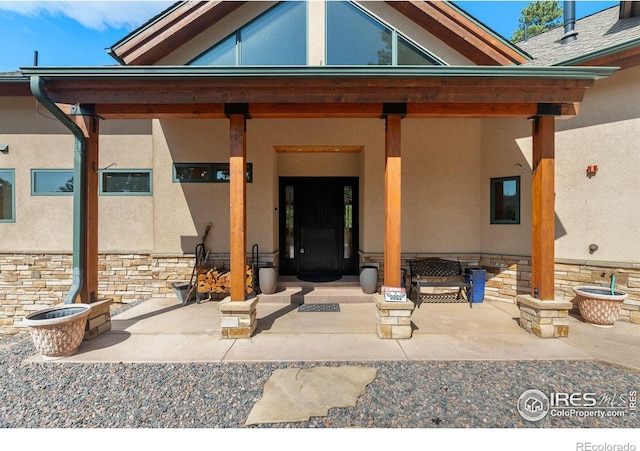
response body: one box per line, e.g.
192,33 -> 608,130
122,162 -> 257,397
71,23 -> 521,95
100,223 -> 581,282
23,304 -> 91,359
360,266 -> 378,294
573,286 -> 628,327
259,267 -> 278,295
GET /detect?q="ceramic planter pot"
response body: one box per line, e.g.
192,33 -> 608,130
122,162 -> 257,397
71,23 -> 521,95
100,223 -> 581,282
573,286 -> 628,326
360,266 -> 378,294
23,304 -> 91,359
259,267 -> 278,295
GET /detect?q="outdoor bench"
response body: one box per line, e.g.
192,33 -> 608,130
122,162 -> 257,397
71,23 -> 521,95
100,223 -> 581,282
407,257 -> 472,308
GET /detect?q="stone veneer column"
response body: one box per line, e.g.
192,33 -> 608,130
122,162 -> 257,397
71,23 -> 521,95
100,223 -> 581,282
83,299 -> 113,340
517,295 -> 572,338
219,296 -> 259,338
373,294 -> 414,339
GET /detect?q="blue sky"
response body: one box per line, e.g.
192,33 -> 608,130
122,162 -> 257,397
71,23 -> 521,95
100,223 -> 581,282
0,0 -> 620,72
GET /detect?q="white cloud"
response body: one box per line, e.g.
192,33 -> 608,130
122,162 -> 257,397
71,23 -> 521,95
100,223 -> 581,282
0,1 -> 174,31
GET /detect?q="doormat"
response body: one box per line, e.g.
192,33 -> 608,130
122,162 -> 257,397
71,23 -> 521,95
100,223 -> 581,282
245,366 -> 377,425
298,303 -> 340,312
297,272 -> 342,283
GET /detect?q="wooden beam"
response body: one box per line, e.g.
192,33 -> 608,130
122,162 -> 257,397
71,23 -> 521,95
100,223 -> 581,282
229,113 -> 247,302
73,112 -> 99,304
384,114 -> 402,288
43,77 -> 593,106
92,102 -> 579,120
95,104 -> 226,119
386,1 -> 528,65
114,1 -> 247,65
274,145 -> 363,153
531,116 -> 555,300
250,103 -> 383,118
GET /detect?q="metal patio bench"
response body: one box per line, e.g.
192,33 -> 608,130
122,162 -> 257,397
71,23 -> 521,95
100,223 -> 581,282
408,257 -> 472,308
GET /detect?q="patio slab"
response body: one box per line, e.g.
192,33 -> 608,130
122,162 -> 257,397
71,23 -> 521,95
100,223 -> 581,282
22,296 -> 640,369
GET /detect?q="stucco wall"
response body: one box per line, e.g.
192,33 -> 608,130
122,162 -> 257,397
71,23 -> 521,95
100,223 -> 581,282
479,65 -> 640,263
0,97 -> 154,253
402,118 -> 483,253
479,118 -> 532,256
553,65 -> 640,262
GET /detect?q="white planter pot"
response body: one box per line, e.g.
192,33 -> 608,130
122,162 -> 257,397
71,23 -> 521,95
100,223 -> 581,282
23,304 -> 91,359
573,286 -> 628,326
259,267 -> 278,295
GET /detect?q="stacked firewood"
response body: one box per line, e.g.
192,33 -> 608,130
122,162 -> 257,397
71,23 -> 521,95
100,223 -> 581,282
197,265 -> 253,294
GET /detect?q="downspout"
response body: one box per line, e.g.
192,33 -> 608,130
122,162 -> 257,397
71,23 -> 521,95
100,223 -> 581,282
30,76 -> 87,304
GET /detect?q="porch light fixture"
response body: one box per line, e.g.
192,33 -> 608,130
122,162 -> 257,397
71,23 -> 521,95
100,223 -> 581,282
0,144 -> 8,154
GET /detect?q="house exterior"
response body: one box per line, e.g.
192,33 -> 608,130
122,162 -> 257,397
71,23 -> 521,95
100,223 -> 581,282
0,1 -> 638,338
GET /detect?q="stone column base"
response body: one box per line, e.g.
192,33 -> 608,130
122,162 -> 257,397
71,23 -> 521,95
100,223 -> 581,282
373,294 -> 415,339
219,296 -> 259,338
516,295 -> 572,338
84,298 -> 114,340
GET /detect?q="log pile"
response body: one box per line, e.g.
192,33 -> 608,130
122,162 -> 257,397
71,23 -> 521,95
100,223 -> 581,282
197,265 -> 253,295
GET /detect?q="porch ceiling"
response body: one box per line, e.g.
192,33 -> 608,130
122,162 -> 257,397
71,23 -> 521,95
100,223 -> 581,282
22,66 -> 617,119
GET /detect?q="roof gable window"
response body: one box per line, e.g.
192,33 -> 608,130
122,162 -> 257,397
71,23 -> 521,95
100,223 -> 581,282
189,1 -> 307,66
326,1 -> 443,66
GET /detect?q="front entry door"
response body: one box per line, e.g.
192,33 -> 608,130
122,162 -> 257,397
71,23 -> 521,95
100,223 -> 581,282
279,177 -> 358,276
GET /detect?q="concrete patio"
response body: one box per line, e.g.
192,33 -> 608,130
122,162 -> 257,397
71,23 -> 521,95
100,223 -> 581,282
24,288 -> 640,371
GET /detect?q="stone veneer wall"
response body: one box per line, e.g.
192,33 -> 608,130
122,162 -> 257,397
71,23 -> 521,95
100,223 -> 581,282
1,251 -> 638,336
359,252 -> 640,325
0,252 -> 277,336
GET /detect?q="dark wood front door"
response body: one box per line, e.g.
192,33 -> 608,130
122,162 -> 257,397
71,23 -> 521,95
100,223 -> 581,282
279,177 -> 358,276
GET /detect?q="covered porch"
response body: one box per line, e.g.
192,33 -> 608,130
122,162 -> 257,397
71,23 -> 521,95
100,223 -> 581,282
22,65 -> 616,339
23,294 -> 640,371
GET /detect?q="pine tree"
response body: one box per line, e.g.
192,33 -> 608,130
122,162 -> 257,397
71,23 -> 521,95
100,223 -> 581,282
511,0 -> 563,43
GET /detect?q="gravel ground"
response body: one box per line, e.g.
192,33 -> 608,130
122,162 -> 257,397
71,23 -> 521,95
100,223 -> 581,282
1,303 -> 639,429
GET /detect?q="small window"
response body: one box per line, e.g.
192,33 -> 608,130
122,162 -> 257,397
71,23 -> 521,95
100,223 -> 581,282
173,163 -> 214,183
213,163 -> 253,183
491,176 -> 520,224
0,169 -> 15,222
100,170 -> 152,195
32,169 -> 74,195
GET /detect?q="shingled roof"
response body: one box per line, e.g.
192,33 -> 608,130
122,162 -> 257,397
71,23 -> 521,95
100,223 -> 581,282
519,5 -> 640,68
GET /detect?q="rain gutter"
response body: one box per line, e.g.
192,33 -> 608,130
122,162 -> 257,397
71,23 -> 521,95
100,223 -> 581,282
20,65 -> 619,80
30,76 -> 86,304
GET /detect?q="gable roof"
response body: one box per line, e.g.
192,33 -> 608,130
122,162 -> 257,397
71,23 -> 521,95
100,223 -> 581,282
108,1 -> 529,66
520,5 -> 640,69
108,1 -> 247,66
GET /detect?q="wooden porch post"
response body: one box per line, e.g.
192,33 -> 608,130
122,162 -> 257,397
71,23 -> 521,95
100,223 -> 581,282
73,109 -> 99,304
531,116 -> 555,300
229,112 -> 247,302
384,113 -> 402,288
